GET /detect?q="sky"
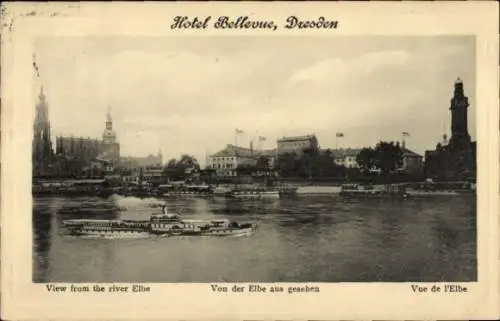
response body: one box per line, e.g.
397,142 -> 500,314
34,36 -> 475,167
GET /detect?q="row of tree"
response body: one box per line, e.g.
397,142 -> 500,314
159,141 -> 407,183
356,141 -> 404,174
275,141 -> 405,179
163,154 -> 200,181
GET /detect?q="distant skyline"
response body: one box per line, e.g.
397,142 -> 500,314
34,36 -> 475,166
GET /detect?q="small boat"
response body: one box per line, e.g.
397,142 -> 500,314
405,189 -> 460,196
163,185 -> 214,198
230,188 -> 280,200
340,184 -> 409,198
200,219 -> 257,237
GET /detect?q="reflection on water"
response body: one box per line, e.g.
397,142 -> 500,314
33,194 -> 476,282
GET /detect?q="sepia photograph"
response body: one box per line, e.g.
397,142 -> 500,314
32,36 -> 477,283
2,2 -> 498,321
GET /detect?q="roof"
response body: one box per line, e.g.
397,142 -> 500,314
278,135 -> 317,143
402,148 -> 422,158
210,144 -> 255,158
326,148 -> 362,158
92,158 -> 112,164
256,149 -> 277,157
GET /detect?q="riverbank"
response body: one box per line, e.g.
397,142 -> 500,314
32,179 -> 475,198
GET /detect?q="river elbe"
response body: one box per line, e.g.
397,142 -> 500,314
33,194 -> 476,282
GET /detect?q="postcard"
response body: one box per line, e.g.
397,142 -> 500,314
1,2 -> 499,320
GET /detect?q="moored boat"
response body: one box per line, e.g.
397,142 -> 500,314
229,188 -> 280,200
405,190 -> 461,196
340,184 -> 409,198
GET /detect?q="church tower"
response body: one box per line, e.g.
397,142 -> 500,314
32,87 -> 53,177
102,106 -> 116,144
449,78 -> 471,151
158,149 -> 163,165
101,106 -> 120,164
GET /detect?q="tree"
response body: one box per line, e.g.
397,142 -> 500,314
277,152 -> 297,177
178,154 -> 200,171
163,155 -> 200,181
374,141 -> 403,174
356,147 -> 377,172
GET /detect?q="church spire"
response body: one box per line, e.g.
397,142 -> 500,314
158,148 -> 163,165
105,105 -> 113,130
33,83 -> 53,177
107,105 -> 112,123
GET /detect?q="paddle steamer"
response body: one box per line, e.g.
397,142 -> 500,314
62,206 -> 257,237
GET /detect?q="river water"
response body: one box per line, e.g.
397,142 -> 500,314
33,194 -> 476,282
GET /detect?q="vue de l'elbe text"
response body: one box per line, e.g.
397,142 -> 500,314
170,16 -> 339,31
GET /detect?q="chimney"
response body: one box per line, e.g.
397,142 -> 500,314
402,140 -> 406,150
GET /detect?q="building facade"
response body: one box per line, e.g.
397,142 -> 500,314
277,134 -> 319,155
209,144 -> 278,177
55,109 -> 120,164
55,136 -> 104,161
331,148 -> 361,168
400,146 -> 423,174
209,144 -> 257,177
120,150 -> 163,169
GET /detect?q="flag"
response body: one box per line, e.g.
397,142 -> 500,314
259,136 -> 266,142
336,133 -> 344,138
402,132 -> 410,137
235,128 -> 243,134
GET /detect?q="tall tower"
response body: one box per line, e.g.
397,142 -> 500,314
449,78 -> 471,151
158,149 -> 163,165
101,106 -> 120,164
102,106 -> 116,144
32,87 -> 53,177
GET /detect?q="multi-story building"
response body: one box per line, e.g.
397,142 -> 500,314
330,146 -> 422,172
209,144 -> 257,177
209,144 -> 278,177
331,148 -> 361,168
120,150 -> 163,169
400,145 -> 423,174
55,136 -> 104,161
142,165 -> 164,185
277,134 -> 319,155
